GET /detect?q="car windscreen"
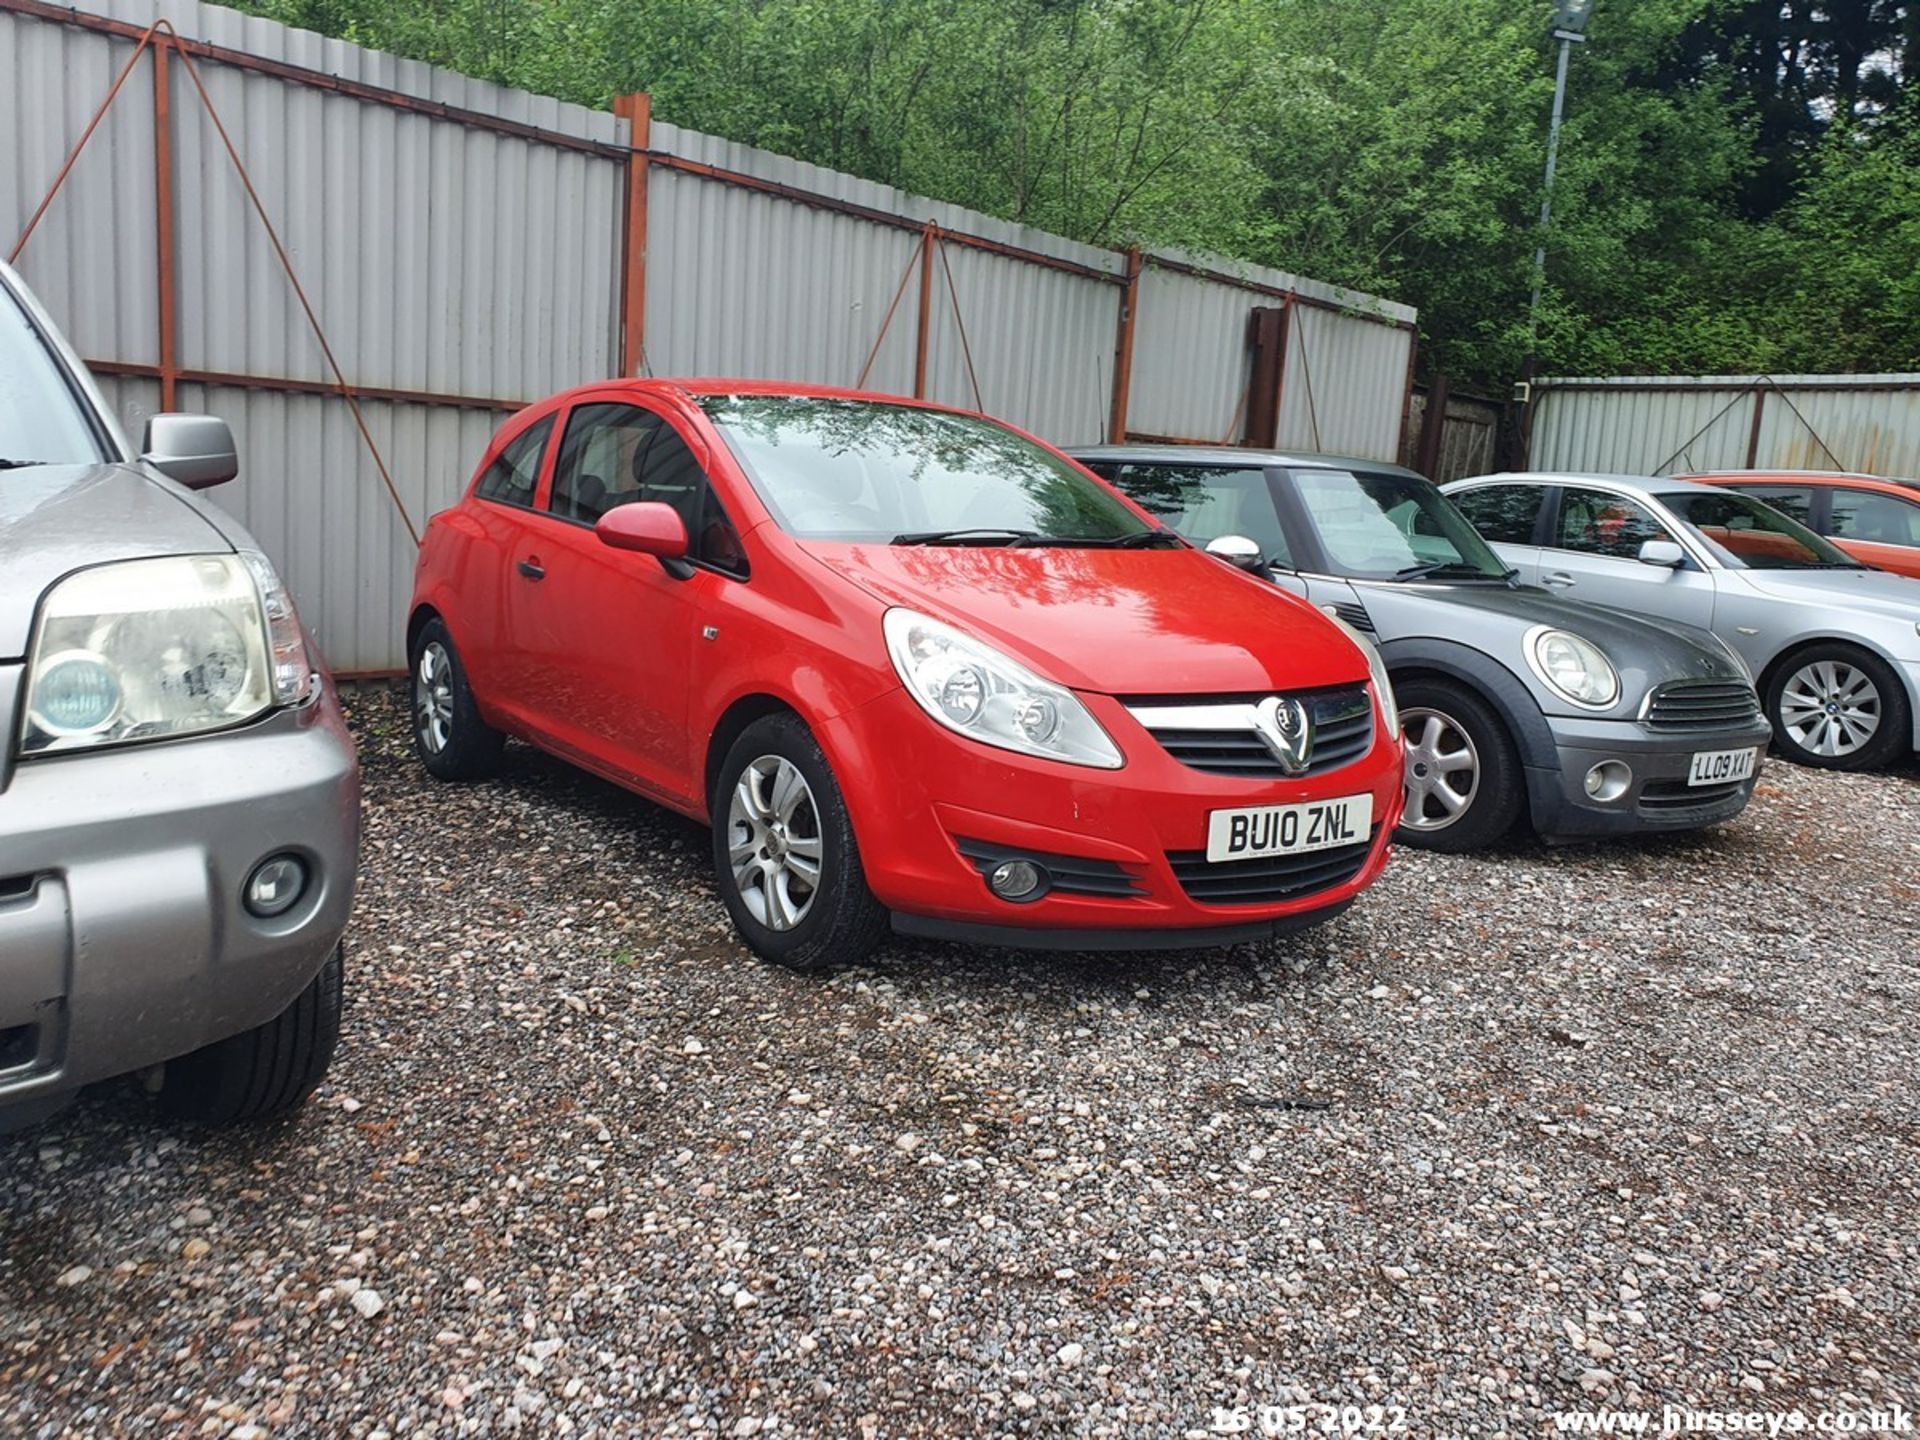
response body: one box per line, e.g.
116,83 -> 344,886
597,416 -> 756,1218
1292,468 -> 1511,581
0,283 -> 107,469
1656,490 -> 1862,570
700,396 -> 1148,544
1097,464 -> 1292,564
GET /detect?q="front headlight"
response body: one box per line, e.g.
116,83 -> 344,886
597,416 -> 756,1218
19,552 -> 311,757
1525,626 -> 1620,709
883,608 -> 1123,769
1322,609 -> 1398,733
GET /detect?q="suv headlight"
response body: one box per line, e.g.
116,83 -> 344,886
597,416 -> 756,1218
1322,609 -> 1399,733
19,552 -> 312,756
883,608 -> 1123,769
1525,625 -> 1619,709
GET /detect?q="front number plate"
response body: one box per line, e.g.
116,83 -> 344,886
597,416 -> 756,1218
1206,794 -> 1374,863
1687,746 -> 1758,787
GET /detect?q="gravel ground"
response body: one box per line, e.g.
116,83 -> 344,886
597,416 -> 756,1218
4,685 -> 1918,1439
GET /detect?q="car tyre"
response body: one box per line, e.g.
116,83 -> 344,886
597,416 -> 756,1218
712,713 -> 889,971
158,942 -> 344,1124
1764,643 -> 1909,772
411,617 -> 504,780
1393,678 -> 1525,853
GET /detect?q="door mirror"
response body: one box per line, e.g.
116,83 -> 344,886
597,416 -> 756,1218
1637,538 -> 1687,569
596,501 -> 689,562
1205,534 -> 1266,573
141,413 -> 238,489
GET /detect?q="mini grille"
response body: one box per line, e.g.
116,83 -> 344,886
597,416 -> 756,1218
1166,828 -> 1378,907
1129,685 -> 1375,779
1637,779 -> 1747,812
1643,681 -> 1762,731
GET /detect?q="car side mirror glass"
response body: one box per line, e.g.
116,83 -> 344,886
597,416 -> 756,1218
1638,538 -> 1686,569
596,501 -> 689,566
1205,534 -> 1266,573
142,413 -> 238,489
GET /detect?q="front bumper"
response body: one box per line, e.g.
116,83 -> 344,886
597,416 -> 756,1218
1527,712 -> 1773,839
819,687 -> 1403,948
0,676 -> 360,1114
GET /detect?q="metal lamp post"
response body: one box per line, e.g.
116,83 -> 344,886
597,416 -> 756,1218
1526,0 -> 1593,352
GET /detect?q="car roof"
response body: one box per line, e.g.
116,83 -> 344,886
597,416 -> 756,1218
1067,443 -> 1428,480
1681,469 -> 1920,492
1444,471 -> 1726,498
543,377 -> 985,413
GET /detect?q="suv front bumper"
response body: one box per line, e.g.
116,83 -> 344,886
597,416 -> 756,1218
1527,712 -> 1773,839
0,675 -> 359,1117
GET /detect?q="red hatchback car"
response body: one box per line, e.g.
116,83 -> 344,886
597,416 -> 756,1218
407,381 -> 1404,968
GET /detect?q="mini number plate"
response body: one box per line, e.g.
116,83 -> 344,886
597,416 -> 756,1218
1206,794 -> 1373,863
1687,746 -> 1758,787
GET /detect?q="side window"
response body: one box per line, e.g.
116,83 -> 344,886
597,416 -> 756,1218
636,420 -> 750,576
473,416 -> 554,507
1829,489 -> 1920,548
1451,485 -> 1543,544
1108,463 -> 1292,567
551,403 -> 661,523
1729,484 -> 1815,526
1554,487 -> 1672,559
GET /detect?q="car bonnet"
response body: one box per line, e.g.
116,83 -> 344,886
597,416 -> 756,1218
0,463 -> 231,660
798,540 -> 1371,696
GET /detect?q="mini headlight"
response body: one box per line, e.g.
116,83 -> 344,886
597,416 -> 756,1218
19,554 -> 281,756
1526,626 -> 1620,709
883,609 -> 1123,769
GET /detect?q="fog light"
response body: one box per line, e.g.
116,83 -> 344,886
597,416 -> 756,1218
244,853 -> 308,917
1583,761 -> 1632,803
988,859 -> 1047,901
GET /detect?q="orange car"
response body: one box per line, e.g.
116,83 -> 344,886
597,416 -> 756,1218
1683,471 -> 1920,580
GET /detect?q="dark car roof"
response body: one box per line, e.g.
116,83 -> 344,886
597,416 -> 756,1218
1068,444 -> 1428,481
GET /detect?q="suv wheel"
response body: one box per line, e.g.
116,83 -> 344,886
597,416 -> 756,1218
1394,678 -> 1524,853
158,943 -> 343,1124
712,714 -> 889,971
1766,644 -> 1908,771
411,617 -> 504,780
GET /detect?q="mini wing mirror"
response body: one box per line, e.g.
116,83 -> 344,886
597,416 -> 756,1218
142,413 -> 238,489
596,501 -> 690,572
1205,534 -> 1266,573
1638,538 -> 1687,569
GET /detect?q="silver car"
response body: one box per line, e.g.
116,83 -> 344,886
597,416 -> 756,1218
1444,471 -> 1920,771
1072,447 -> 1771,852
0,261 -> 359,1130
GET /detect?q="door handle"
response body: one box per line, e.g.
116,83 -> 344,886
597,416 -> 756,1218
517,557 -> 546,581
1542,572 -> 1575,587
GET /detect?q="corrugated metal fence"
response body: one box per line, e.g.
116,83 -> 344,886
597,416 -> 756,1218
3,0 -> 1417,671
1531,375 -> 1920,480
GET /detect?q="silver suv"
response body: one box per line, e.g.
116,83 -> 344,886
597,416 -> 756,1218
0,261 -> 359,1130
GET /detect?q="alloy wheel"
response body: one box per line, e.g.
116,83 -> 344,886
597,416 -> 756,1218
727,755 -> 824,932
415,641 -> 454,754
1400,708 -> 1480,831
1778,659 -> 1880,758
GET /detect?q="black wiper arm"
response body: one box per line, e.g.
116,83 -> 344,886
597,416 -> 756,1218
0,458 -> 51,471
891,527 -> 1038,546
1017,529 -> 1184,549
1392,560 -> 1491,580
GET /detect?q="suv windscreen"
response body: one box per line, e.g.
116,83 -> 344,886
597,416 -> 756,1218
1,285 -> 107,468
1656,490 -> 1862,570
1293,468 -> 1511,581
702,396 -> 1149,545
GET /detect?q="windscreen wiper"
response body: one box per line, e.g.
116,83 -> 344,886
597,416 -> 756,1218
0,458 -> 49,471
891,527 -> 1039,546
1392,560 -> 1495,581
1015,529 -> 1185,549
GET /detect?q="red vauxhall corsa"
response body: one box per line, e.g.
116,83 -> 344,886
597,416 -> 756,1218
407,381 -> 1404,969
